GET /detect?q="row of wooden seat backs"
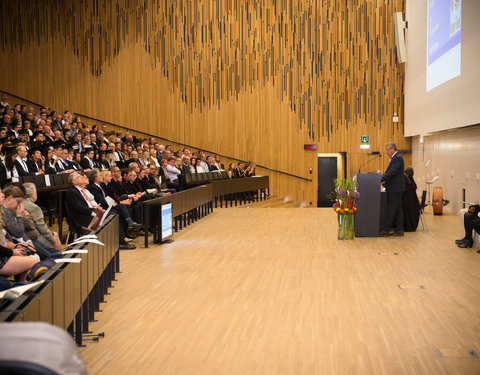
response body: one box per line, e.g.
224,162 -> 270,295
211,176 -> 269,196
21,174 -> 70,190
0,216 -> 119,329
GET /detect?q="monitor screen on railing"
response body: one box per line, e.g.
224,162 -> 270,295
161,203 -> 173,240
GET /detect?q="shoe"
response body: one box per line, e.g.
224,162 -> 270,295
379,231 -> 390,237
457,239 -> 474,248
136,230 -> 145,236
124,237 -> 133,242
476,249 -> 480,253
127,222 -> 143,231
119,242 -> 136,250
392,231 -> 404,236
455,237 -> 467,244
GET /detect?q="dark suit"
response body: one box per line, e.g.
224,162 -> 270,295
107,179 -> 128,203
0,162 -> 7,188
65,186 -> 94,234
107,179 -> 142,223
54,159 -> 69,173
381,152 -> 405,232
208,164 -> 218,172
86,183 -> 129,240
14,159 -> 33,176
27,159 -> 42,174
80,157 -> 95,170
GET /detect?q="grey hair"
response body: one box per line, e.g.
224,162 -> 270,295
68,171 -> 81,184
385,142 -> 397,150
23,182 -> 37,197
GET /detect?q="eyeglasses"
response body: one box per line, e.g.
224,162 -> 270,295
14,197 -> 22,204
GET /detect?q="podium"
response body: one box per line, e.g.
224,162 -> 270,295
355,173 -> 381,237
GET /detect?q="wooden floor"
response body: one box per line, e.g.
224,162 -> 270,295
80,207 -> 480,374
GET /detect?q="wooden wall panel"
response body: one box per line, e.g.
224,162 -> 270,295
0,0 -> 409,205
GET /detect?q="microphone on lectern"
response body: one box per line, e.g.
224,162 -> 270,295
358,154 -> 382,173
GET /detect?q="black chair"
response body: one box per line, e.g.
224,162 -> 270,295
419,190 -> 428,232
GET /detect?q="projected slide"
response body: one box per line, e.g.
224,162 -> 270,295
426,0 -> 461,91
161,203 -> 173,240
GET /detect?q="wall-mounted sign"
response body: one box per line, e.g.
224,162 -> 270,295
304,144 -> 317,150
360,135 -> 369,144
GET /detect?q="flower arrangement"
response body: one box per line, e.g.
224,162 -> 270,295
332,178 -> 360,214
331,178 -> 360,240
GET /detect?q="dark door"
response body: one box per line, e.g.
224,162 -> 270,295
317,156 -> 337,207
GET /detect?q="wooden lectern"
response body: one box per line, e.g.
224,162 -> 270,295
355,173 -> 382,237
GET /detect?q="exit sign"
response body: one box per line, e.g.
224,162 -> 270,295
360,135 -> 369,144
304,144 -> 317,150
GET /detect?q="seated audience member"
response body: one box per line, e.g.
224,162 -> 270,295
190,156 -> 197,170
402,167 -> 420,232
235,162 -> 245,178
227,163 -> 236,179
206,156 -> 218,172
159,159 -> 179,190
127,150 -> 142,168
86,170 -> 140,248
182,156 -> 195,175
113,141 -> 125,166
214,155 -> 224,171
27,147 -> 45,175
122,168 -> 153,201
22,183 -> 62,251
4,147 -> 20,182
0,236 -> 38,283
194,158 -> 204,174
96,150 -> 110,170
137,166 -> 170,197
244,161 -> 256,177
199,154 -> 210,173
65,171 -> 101,235
166,157 -> 181,186
175,157 -> 183,172
104,149 -> 115,168
456,204 -> 480,250
148,164 -> 175,195
55,147 -> 74,174
66,151 -> 82,171
2,185 -> 62,260
14,145 -> 33,176
80,146 -> 95,171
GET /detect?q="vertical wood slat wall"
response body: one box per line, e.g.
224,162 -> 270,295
0,0 -> 409,204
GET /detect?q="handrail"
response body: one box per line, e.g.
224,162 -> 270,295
1,89 -> 313,182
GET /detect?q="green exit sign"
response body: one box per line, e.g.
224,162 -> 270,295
360,135 -> 369,144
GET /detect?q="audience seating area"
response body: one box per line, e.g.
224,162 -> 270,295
0,94 -> 270,345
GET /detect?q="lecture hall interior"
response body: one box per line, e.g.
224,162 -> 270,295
0,0 -> 480,374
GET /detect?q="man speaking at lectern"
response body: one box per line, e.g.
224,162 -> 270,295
380,142 -> 405,236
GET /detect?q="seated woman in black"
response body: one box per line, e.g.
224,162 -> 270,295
402,166 -> 420,232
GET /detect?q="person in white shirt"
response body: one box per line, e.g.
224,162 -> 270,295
199,154 -> 210,173
166,157 -> 181,182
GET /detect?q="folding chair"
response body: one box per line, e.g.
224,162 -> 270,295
419,190 -> 428,232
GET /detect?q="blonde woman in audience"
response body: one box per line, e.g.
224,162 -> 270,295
144,150 -> 160,168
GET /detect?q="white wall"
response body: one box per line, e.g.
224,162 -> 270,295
405,0 -> 480,136
411,125 -> 480,213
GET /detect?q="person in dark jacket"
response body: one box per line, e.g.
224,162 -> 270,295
380,142 -> 406,236
402,167 -> 420,232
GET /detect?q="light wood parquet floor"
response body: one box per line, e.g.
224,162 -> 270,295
80,207 -> 480,374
